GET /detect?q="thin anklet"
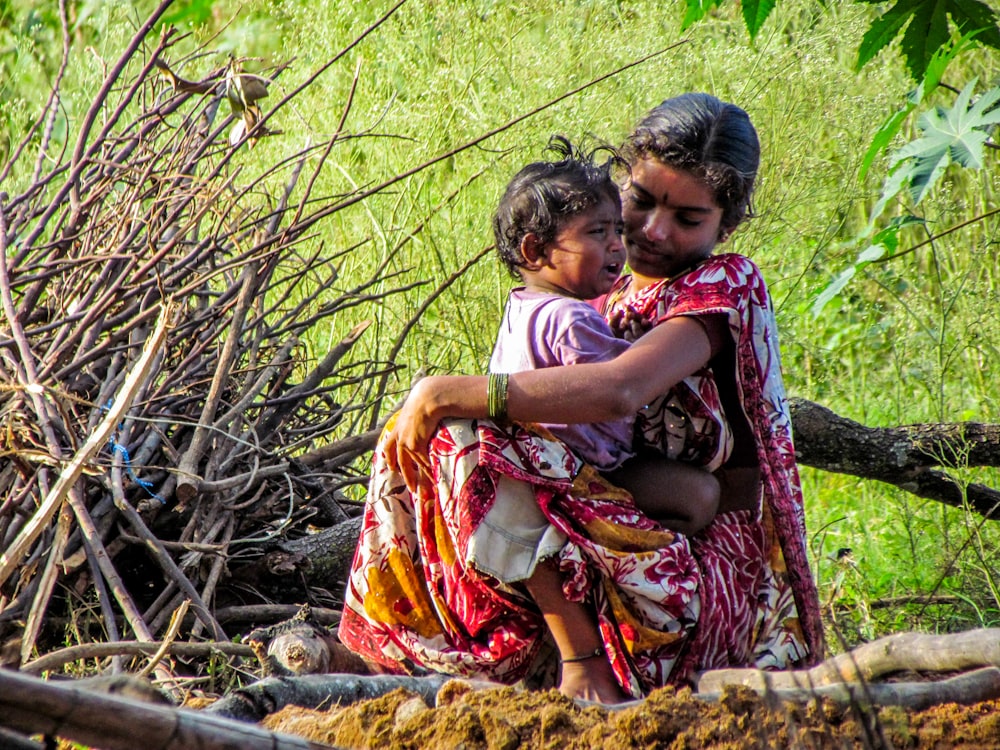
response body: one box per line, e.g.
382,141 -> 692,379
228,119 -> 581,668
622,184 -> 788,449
560,646 -> 605,663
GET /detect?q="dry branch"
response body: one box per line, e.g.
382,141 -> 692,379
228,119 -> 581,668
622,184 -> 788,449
699,667 -> 1000,711
0,4 -> 438,672
0,669 -> 342,750
21,639 -> 254,676
697,627 -> 1000,693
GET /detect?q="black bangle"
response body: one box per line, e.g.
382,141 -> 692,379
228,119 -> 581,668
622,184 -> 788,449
559,646 -> 605,663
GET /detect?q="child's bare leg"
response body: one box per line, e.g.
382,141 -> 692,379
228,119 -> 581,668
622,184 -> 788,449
607,456 -> 720,535
524,557 -> 629,704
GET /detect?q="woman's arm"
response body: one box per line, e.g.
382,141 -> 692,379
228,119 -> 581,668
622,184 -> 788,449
386,316 -> 719,480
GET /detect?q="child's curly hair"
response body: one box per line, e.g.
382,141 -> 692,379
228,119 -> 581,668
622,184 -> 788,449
493,136 -> 621,279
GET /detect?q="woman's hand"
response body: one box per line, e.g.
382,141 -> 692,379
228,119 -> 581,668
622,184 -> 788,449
383,377 -> 442,492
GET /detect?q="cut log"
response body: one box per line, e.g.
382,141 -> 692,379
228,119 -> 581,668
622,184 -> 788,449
267,516 -> 363,587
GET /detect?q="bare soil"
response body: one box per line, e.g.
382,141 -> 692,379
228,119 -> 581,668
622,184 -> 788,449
262,681 -> 1000,749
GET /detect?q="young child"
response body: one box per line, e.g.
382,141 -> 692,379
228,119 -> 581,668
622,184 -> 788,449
488,136 -> 719,535
470,136 -> 719,704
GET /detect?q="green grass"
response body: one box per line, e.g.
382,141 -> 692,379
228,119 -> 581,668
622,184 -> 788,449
5,0 -> 1000,650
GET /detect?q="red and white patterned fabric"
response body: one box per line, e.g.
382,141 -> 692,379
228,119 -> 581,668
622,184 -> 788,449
605,253 -> 823,671
338,253 -> 822,697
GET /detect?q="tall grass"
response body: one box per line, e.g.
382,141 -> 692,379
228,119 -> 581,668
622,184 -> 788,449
5,0 -> 1000,647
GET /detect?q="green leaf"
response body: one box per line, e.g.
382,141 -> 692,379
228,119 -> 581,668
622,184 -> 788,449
883,79 -> 1000,205
854,0 -> 1000,79
899,0 -> 949,81
680,0 -> 720,32
921,31 -> 977,92
741,0 -> 776,39
857,243 -> 888,263
160,0 -> 216,29
856,0 -> 915,71
869,160 -> 913,226
951,0 -> 1000,48
812,217 -> 923,316
860,107 -> 912,182
812,266 -> 857,317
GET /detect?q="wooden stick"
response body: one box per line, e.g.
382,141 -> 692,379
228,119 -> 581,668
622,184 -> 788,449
176,262 -> 259,504
0,303 -> 171,587
21,640 -> 255,675
0,669 -> 339,750
698,666 -> 1000,711
19,505 -> 73,664
697,627 -> 1000,693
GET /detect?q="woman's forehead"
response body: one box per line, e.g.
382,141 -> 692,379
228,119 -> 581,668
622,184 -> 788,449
626,159 -> 720,210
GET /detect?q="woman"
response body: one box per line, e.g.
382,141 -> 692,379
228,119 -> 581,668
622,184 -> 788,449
338,93 -> 823,703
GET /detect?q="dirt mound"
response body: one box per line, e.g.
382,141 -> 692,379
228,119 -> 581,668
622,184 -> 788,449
262,681 -> 1000,749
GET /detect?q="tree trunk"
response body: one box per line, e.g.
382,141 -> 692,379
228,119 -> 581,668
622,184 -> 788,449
789,398 -> 1000,517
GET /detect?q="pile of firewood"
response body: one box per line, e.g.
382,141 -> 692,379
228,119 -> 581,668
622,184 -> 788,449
0,0 -> 450,677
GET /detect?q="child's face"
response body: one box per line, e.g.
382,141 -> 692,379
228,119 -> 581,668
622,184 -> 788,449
524,197 -> 625,300
621,158 -> 725,282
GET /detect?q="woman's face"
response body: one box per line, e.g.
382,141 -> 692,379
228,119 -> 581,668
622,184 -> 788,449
621,158 -> 725,283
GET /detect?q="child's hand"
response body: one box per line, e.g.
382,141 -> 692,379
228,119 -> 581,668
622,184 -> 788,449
608,306 -> 650,342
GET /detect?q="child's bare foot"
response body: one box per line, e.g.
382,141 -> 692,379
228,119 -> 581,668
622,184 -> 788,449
558,659 -> 630,704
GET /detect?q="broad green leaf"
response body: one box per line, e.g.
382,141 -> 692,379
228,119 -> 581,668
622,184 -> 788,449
869,160 -> 914,225
812,217 -> 922,316
951,0 -> 1000,48
921,32 -> 977,92
860,107 -> 912,181
855,0 -> 1000,79
881,79 -> 1000,205
742,0 -> 776,39
160,0 -> 216,29
899,0 -> 949,81
857,243 -> 888,263
856,1 -> 914,70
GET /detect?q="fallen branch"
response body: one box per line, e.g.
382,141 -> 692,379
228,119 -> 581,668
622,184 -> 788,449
697,627 -> 1000,692
789,398 -> 1000,517
0,669 -> 340,750
204,673 -> 492,721
698,666 -> 1000,711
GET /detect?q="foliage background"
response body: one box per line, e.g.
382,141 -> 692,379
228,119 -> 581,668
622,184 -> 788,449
2,0 -> 999,648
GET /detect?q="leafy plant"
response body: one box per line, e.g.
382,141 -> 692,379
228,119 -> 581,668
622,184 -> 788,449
873,78 -> 1000,216
855,0 -> 1000,80
683,0 -> 1000,82
813,74 -> 1000,315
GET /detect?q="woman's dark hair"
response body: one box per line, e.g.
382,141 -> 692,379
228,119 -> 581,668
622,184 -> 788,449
493,136 -> 621,279
620,93 -> 760,231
